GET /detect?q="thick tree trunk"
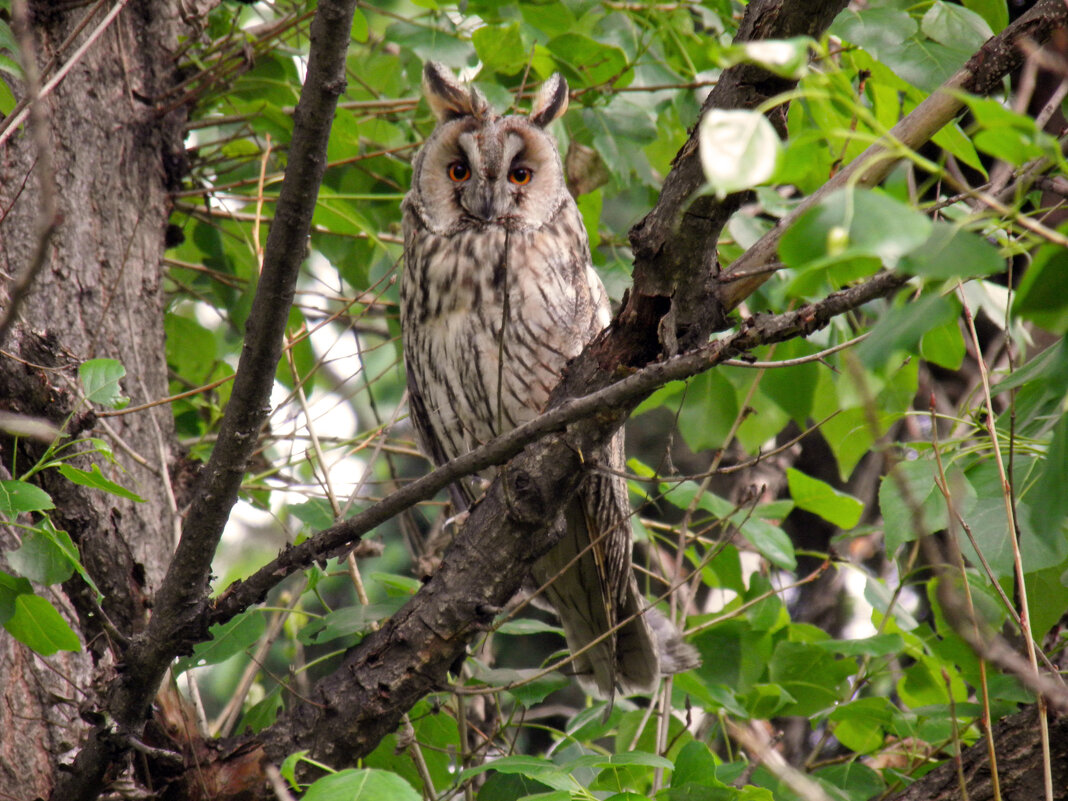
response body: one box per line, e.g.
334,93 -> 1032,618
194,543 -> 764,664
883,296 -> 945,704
0,1 -> 184,796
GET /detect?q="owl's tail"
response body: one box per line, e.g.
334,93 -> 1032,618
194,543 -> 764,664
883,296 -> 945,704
531,483 -> 699,698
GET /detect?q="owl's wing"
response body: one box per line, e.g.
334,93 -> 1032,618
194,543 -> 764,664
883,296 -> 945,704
406,358 -> 480,512
531,429 -> 660,698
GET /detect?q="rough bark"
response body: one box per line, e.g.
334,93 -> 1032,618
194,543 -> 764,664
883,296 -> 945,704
890,709 -> 1068,801
0,2 -> 186,797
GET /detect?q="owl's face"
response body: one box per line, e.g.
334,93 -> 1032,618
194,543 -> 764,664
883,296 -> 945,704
406,64 -> 571,236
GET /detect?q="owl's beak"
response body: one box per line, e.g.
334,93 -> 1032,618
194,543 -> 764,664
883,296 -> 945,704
462,185 -> 496,222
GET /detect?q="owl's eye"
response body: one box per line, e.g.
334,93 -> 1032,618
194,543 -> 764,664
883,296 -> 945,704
448,162 -> 470,182
508,167 -> 533,185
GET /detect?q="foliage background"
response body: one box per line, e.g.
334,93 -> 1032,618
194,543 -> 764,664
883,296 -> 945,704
1,0 -> 1066,799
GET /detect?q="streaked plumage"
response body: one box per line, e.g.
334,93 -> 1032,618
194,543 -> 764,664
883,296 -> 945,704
400,62 -> 697,696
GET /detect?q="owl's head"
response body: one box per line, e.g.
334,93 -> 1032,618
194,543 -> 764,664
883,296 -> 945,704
406,62 -> 571,235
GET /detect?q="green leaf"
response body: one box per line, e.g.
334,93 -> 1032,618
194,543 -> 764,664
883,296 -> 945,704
964,0 -> 1008,32
599,751 -> 674,769
0,479 -> 54,514
960,95 -> 1048,165
829,697 -> 895,753
476,774 -> 560,800
303,768 -> 422,801
699,109 -> 781,196
7,526 -> 75,585
370,572 -> 421,597
288,498 -> 337,532
743,682 -> 797,718
856,295 -> 958,367
920,317 -> 966,370
1013,243 -> 1068,334
758,339 -> 820,425
781,188 -> 932,272
831,7 -> 918,58
521,3 -> 577,38
671,741 -> 725,790
740,517 -> 797,570
879,460 -> 950,552
767,640 -> 856,716
958,460 -> 1017,578
921,2 -> 992,53
365,697 -> 460,794
547,33 -> 628,88
692,620 -> 773,696
236,688 -> 282,735
1024,563 -> 1068,641
0,53 -> 23,83
888,37 -> 972,92
34,520 -> 101,598
56,464 -> 146,502
0,570 -> 33,625
461,756 -> 576,792
472,23 -> 526,76
79,358 -> 128,409
1027,410 -> 1068,549
814,633 -> 904,657
814,762 -> 886,801
173,611 -> 266,674
675,371 -> 738,453
165,313 -> 218,385
300,601 -> 403,645
351,8 -> 368,42
898,222 -> 1003,279
931,117 -> 986,173
470,665 -> 569,707
279,751 -> 306,787
3,592 -> 81,655
496,618 -> 563,636
786,468 -> 864,529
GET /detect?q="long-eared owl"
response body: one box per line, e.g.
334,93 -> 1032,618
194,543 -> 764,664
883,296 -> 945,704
400,62 -> 697,696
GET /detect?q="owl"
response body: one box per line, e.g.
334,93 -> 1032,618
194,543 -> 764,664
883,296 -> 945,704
400,62 -> 697,696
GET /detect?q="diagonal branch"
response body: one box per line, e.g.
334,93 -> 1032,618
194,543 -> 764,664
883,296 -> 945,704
251,271 -> 907,775
209,271 -> 908,630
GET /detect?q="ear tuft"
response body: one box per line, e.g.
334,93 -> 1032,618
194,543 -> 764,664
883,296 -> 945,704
423,62 -> 489,121
529,73 -> 569,128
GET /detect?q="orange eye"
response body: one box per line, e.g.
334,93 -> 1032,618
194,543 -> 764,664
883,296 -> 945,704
448,162 -> 470,182
509,167 -> 532,185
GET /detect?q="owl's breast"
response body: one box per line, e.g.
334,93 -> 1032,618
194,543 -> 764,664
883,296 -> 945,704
401,207 -> 603,461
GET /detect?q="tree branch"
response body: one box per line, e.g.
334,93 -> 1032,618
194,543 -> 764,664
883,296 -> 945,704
624,0 -> 850,352
244,271 -> 907,780
49,2 -> 358,799
209,271 -> 908,632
